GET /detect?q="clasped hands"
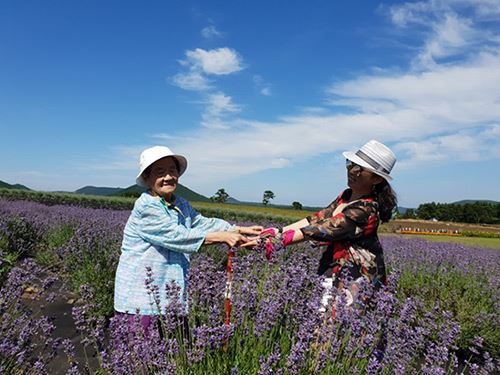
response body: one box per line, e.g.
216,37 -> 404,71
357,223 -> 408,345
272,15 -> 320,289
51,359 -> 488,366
240,227 -> 296,260
206,225 -> 263,248
211,226 -> 296,260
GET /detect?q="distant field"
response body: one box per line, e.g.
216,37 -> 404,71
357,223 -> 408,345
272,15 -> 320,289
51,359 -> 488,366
383,218 -> 500,233
382,233 -> 500,249
2,188 -> 499,234
0,188 -> 314,221
192,201 -> 315,221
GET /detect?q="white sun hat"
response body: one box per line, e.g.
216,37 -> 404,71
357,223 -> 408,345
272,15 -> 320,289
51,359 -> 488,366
136,146 -> 188,187
342,140 -> 396,181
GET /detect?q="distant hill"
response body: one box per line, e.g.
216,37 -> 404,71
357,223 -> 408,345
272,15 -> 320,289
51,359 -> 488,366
0,180 -> 31,190
75,186 -> 123,196
112,184 -> 211,202
452,199 -> 499,205
112,184 -> 144,197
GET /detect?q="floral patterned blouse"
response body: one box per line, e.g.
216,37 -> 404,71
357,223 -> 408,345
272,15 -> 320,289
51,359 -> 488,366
300,189 -> 386,287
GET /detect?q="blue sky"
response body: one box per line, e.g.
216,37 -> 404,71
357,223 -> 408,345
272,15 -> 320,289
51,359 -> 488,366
1,0 -> 499,208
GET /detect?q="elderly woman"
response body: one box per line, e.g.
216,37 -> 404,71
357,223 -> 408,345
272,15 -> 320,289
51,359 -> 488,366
114,146 -> 262,329
255,140 -> 397,315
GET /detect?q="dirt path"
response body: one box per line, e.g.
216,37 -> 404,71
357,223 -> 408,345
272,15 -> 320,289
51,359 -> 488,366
25,279 -> 101,374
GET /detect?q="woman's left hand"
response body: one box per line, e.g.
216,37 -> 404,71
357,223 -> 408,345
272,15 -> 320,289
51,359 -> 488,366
237,225 -> 264,236
239,227 -> 276,249
240,237 -> 260,248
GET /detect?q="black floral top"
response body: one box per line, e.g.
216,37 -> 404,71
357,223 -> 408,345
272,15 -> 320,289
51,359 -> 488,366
300,189 -> 386,286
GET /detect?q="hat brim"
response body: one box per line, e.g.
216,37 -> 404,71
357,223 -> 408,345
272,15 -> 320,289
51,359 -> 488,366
136,155 -> 188,187
343,151 -> 392,181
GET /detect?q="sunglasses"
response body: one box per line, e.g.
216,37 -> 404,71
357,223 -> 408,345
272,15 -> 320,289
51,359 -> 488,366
345,159 -> 364,174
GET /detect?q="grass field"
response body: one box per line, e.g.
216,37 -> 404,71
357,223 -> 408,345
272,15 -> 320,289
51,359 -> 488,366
385,218 -> 500,233
384,233 -> 500,249
191,201 -> 315,220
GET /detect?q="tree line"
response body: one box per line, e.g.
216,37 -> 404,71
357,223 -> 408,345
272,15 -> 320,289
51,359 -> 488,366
210,188 -> 303,210
210,188 -> 278,206
399,201 -> 500,224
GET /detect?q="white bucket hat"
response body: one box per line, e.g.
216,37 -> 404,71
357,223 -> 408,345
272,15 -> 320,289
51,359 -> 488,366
136,146 -> 188,187
342,140 -> 396,181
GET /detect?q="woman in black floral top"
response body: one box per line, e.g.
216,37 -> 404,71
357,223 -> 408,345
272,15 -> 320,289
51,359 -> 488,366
253,140 -> 397,314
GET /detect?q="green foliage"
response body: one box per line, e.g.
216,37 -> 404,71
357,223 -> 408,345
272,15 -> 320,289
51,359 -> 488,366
0,188 -> 135,210
461,231 -> 500,238
0,246 -> 20,282
0,216 -> 42,283
401,234 -> 500,249
195,206 -> 293,224
69,255 -> 116,317
262,190 -> 275,206
211,188 -> 230,203
401,208 -> 416,219
416,201 -> 499,224
36,224 -> 76,268
397,265 -> 499,358
292,201 -> 303,210
65,237 -> 119,318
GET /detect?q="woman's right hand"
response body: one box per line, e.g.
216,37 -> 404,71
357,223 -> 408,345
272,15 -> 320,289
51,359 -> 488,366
204,231 -> 249,247
240,227 -> 277,248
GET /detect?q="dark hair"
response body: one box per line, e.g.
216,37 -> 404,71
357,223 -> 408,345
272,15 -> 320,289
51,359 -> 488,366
373,179 -> 397,222
142,157 -> 180,180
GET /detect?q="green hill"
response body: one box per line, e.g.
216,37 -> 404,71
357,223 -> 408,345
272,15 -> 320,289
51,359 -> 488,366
452,199 -> 499,205
0,180 -> 31,190
113,184 -> 211,202
75,186 -> 123,196
110,184 -> 144,198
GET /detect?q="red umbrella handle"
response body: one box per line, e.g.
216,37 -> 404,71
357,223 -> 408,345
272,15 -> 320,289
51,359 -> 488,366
224,247 -> 235,325
223,247 -> 235,350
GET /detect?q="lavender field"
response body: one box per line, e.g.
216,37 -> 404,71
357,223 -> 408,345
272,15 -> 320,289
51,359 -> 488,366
0,199 -> 498,374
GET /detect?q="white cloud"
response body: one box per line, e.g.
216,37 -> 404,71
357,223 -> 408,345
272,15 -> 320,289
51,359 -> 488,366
390,0 -> 500,27
205,92 -> 241,117
163,112 -> 397,183
171,48 -> 244,92
328,52 -> 500,127
480,123 -> 500,139
201,92 -> 242,129
416,14 -> 475,67
389,0 -> 500,69
173,0 -> 499,182
201,25 -> 222,39
260,87 -> 272,96
394,125 -> 500,169
253,75 -> 272,96
119,0 -> 500,187
473,0 -> 500,19
185,48 -> 244,75
171,71 -> 212,91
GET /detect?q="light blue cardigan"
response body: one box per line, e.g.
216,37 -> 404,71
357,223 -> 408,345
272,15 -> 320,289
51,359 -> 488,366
114,192 -> 233,314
